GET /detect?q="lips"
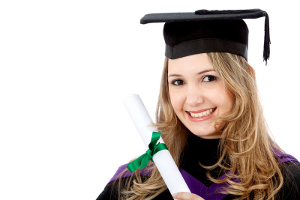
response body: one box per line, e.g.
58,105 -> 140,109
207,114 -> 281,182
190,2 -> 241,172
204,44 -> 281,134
186,107 -> 217,121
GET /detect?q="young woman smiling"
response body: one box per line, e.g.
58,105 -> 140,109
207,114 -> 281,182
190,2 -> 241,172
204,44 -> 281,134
96,9 -> 300,200
168,53 -> 234,139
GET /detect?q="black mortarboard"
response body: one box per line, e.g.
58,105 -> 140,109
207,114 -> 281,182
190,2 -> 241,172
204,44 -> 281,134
140,9 -> 270,64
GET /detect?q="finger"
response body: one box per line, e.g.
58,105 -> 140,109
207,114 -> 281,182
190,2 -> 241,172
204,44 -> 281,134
172,192 -> 205,200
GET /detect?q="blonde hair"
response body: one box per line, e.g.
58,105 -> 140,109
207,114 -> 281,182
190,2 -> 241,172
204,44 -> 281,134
117,52 -> 285,200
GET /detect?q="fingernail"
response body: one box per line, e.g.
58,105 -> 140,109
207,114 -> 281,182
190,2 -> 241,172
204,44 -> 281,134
172,193 -> 178,197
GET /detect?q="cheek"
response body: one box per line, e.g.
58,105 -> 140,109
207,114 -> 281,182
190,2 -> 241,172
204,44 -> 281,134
169,90 -> 184,112
218,89 -> 234,114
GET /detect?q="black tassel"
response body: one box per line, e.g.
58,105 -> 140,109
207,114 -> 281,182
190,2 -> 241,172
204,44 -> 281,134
195,9 -> 271,65
263,12 -> 270,65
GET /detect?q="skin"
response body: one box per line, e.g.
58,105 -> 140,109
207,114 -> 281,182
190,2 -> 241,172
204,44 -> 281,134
168,53 -> 235,199
168,53 -> 234,139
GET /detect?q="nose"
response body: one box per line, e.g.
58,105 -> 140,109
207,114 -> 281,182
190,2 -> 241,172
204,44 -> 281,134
185,84 -> 204,107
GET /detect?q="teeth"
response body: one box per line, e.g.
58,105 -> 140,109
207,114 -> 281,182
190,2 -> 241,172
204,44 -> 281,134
189,109 -> 214,118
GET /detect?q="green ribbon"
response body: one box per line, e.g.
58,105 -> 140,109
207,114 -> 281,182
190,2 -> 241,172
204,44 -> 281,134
127,132 -> 168,173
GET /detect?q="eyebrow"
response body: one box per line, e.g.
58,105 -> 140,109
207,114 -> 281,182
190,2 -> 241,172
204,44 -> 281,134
168,69 -> 215,78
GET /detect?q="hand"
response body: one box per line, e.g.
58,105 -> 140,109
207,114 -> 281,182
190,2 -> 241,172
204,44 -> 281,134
172,192 -> 205,200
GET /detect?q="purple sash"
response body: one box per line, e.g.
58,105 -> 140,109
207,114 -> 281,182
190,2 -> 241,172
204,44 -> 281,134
108,151 -> 298,200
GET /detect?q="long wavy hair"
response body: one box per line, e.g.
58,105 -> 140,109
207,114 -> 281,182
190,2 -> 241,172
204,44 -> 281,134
116,52 -> 286,200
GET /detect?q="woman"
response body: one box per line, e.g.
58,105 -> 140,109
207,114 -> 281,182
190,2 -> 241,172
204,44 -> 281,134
97,9 -> 300,200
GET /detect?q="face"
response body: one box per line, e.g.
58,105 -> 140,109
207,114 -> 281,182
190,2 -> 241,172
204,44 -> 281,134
168,53 -> 234,139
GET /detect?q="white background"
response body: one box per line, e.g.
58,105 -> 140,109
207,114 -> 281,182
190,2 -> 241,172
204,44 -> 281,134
0,0 -> 299,199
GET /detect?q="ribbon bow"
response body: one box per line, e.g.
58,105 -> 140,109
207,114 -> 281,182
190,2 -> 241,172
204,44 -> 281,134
127,132 -> 168,173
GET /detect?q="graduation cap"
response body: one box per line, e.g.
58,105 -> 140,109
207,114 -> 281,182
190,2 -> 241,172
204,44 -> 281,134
140,9 -> 270,64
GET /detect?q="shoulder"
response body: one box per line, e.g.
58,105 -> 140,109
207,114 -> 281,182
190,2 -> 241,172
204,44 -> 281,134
96,163 -> 153,200
108,163 -> 153,183
281,161 -> 300,184
277,161 -> 300,199
108,163 -> 132,183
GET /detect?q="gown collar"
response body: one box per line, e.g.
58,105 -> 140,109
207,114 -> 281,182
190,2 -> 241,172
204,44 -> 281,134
185,132 -> 221,166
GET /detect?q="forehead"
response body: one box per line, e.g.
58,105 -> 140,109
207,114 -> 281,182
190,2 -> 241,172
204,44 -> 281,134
168,53 -> 214,74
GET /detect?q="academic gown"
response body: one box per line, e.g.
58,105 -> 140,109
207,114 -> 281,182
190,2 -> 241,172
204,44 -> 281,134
97,133 -> 300,199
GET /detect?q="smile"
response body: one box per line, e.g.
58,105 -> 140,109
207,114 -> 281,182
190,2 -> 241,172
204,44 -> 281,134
186,108 -> 217,121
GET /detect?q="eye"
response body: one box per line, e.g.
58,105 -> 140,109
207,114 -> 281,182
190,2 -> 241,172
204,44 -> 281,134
171,79 -> 185,86
202,75 -> 217,82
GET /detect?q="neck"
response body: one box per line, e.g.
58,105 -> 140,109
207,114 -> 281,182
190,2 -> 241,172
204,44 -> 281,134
193,130 -> 222,139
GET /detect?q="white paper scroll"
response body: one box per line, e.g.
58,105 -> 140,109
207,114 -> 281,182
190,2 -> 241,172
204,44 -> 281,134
123,94 -> 190,197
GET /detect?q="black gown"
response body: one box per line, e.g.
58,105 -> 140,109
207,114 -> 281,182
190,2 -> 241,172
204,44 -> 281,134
97,133 -> 300,199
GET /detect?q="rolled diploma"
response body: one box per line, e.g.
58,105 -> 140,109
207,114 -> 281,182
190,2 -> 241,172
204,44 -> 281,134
123,94 -> 190,196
